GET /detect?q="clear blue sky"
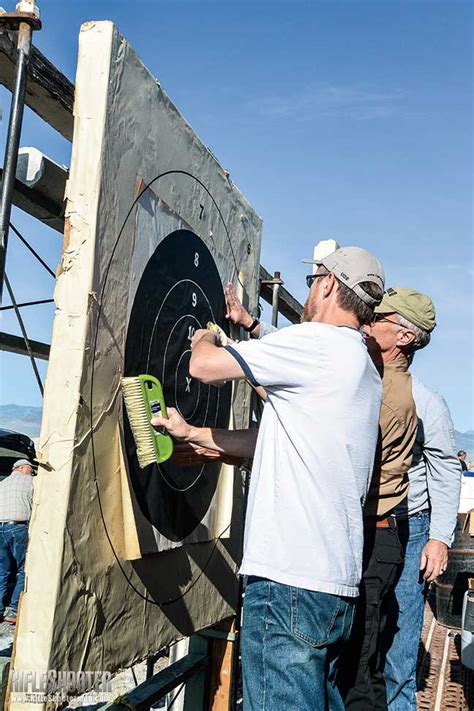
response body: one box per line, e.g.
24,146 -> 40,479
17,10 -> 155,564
0,0 -> 472,430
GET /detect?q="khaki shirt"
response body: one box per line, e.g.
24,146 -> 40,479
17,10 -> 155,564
365,358 -> 417,518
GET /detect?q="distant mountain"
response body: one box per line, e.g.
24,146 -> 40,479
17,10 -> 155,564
455,430 -> 474,460
0,404 -> 42,438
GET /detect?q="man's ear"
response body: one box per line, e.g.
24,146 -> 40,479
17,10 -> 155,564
397,328 -> 416,348
322,272 -> 337,298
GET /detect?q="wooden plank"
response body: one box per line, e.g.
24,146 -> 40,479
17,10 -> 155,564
0,331 -> 50,360
259,265 -> 303,324
0,170 -> 65,233
100,652 -> 208,711
0,30 -> 74,141
207,618 -> 235,711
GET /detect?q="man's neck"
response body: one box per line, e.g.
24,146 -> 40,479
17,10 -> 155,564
310,307 -> 360,330
382,349 -> 407,365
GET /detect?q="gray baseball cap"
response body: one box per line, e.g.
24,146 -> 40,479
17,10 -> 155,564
303,246 -> 385,307
12,459 -> 33,470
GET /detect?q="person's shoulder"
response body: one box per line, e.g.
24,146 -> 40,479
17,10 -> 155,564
411,374 -> 447,412
382,367 -> 416,423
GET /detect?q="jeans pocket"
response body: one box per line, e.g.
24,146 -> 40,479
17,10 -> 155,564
290,587 -> 342,647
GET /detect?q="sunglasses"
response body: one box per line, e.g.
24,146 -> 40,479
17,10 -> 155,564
306,272 -> 326,289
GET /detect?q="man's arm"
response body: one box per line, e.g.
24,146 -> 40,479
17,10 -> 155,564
424,392 -> 461,545
152,407 -> 258,458
189,330 -> 249,385
415,387 -> 461,582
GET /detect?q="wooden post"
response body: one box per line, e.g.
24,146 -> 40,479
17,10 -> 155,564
206,618 -> 236,711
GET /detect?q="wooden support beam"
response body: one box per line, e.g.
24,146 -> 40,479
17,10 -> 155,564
0,170 -> 65,233
100,652 -> 209,711
0,30 -> 74,141
259,265 -> 303,324
206,618 -> 236,711
0,331 -> 50,360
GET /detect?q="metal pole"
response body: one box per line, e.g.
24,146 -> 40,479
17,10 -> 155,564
4,271 -> 44,395
271,271 -> 281,328
0,20 -> 33,304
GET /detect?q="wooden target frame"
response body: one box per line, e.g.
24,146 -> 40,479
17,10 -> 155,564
12,21 -> 262,684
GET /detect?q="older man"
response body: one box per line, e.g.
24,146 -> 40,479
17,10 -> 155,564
0,458 -> 34,623
156,246 -> 384,710
376,293 -> 461,710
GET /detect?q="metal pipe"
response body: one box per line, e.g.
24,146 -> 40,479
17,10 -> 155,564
0,20 -> 33,304
0,297 -> 54,311
4,271 -> 43,395
271,271 -> 281,328
10,221 -> 56,277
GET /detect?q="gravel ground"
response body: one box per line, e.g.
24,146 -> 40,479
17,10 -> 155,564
0,620 -> 14,657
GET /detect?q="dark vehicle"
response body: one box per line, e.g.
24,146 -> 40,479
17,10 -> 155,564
0,429 -> 36,480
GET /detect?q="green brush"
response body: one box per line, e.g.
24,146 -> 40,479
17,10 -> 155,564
121,374 -> 174,468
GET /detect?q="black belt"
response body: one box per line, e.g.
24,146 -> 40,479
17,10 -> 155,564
0,520 -> 28,525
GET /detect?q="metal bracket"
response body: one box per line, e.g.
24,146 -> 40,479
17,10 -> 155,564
260,271 -> 284,327
198,628 -> 238,642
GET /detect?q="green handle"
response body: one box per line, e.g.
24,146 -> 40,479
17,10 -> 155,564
139,374 -> 174,464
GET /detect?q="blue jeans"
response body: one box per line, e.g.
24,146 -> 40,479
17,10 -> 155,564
0,522 -> 29,614
381,511 -> 429,710
241,577 -> 356,710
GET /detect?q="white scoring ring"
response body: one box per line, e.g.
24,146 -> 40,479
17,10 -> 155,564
145,278 -> 222,492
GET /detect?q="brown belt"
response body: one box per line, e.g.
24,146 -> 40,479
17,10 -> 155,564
364,515 -> 396,529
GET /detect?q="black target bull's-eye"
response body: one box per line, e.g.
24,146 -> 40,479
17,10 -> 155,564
124,229 -> 232,542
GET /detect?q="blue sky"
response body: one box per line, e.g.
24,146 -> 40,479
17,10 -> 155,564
0,0 -> 472,430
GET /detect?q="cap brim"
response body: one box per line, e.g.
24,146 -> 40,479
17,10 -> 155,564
302,258 -> 324,265
374,295 -> 396,314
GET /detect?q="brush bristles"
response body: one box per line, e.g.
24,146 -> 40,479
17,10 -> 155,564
206,322 -> 229,346
121,378 -> 157,469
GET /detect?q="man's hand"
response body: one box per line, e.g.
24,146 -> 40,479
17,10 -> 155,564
420,539 -> 448,582
151,407 -> 192,441
190,329 -> 217,349
224,282 -> 253,329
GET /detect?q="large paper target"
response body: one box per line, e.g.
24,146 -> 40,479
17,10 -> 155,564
124,229 -> 232,542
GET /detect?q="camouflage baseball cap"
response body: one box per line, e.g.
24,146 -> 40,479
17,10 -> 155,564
374,286 -> 436,332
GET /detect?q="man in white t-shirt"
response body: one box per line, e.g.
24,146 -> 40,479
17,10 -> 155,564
154,247 -> 385,710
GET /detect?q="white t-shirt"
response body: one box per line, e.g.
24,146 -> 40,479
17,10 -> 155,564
225,322 -> 382,597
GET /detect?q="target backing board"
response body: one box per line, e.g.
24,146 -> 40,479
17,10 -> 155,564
12,21 -> 262,687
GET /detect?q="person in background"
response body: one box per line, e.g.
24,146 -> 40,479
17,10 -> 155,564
381,376 -> 461,709
337,288 -> 425,710
0,459 -> 34,624
458,450 -> 468,472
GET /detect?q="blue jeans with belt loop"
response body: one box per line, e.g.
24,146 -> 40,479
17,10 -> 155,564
0,522 -> 29,614
241,576 -> 356,710
381,511 -> 430,710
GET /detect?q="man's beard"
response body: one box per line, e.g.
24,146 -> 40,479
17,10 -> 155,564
301,300 -> 312,323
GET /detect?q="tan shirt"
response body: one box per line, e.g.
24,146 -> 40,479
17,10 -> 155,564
365,358 -> 418,518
